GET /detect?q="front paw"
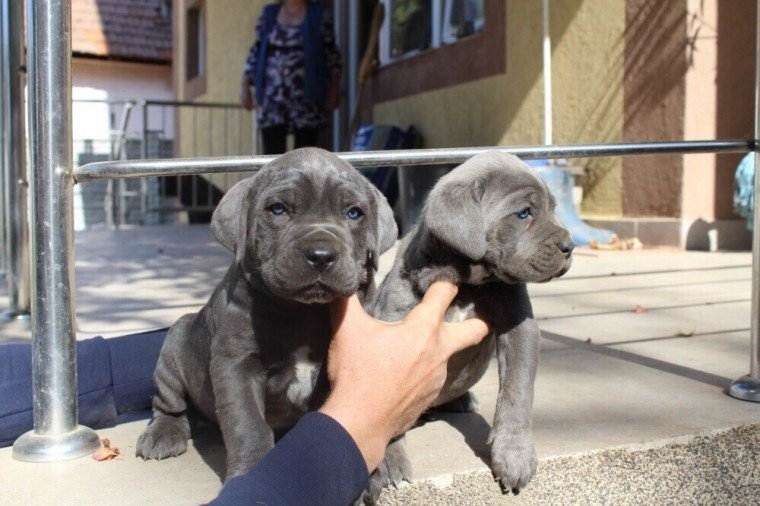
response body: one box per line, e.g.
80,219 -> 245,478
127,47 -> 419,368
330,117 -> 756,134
359,440 -> 412,505
489,432 -> 537,494
136,415 -> 190,460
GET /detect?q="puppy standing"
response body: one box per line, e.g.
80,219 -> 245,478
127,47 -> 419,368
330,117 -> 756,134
366,152 -> 573,502
136,148 -> 397,480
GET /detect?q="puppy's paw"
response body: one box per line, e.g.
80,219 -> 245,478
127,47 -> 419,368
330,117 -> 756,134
360,440 -> 412,505
410,265 -> 463,296
489,431 -> 537,494
135,415 -> 190,460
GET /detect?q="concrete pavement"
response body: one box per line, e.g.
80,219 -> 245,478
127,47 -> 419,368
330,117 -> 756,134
1,225 -> 758,504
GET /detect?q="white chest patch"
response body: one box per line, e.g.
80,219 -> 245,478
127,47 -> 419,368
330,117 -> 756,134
286,346 -> 319,409
446,302 -> 476,323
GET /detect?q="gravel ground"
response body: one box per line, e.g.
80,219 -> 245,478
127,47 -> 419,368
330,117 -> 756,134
379,424 -> 760,505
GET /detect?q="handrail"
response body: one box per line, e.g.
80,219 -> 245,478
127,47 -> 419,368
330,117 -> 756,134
74,139 -> 755,182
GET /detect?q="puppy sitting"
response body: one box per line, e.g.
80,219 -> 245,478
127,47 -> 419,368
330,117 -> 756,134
136,147 -> 397,480
366,152 -> 573,502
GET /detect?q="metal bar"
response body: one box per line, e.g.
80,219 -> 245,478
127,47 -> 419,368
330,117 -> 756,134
13,0 -> 99,461
143,99 -> 242,109
1,0 -> 30,320
729,0 -> 760,402
74,139 -> 754,182
139,103 -> 148,223
0,1 -> 6,278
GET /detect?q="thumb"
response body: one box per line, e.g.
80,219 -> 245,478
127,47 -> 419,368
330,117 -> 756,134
330,294 -> 372,334
439,318 -> 490,357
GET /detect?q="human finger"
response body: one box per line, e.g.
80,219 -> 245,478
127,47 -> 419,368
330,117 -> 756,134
329,294 -> 371,333
439,318 -> 490,356
406,281 -> 458,325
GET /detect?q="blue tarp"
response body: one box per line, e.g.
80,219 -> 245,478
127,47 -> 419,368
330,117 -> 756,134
0,328 -> 166,447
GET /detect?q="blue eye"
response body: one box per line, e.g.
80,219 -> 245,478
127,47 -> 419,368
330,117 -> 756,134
516,207 -> 532,219
345,206 -> 364,220
269,203 -> 287,216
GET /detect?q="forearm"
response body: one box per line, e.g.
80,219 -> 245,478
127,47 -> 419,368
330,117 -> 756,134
211,412 -> 369,506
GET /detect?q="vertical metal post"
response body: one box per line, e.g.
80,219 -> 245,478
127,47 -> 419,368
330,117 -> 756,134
1,0 -> 31,321
729,0 -> 760,402
13,0 -> 100,460
0,0 -> 7,280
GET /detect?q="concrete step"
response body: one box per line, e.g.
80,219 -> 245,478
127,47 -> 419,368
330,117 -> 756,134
378,423 -> 760,505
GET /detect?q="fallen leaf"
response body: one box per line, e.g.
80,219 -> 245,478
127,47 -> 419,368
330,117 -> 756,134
633,305 -> 648,314
92,438 -> 120,461
676,328 -> 696,337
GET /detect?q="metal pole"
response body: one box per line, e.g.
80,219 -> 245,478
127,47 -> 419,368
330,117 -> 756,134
73,139 -> 754,181
729,0 -> 760,402
0,0 -> 6,281
13,0 -> 100,461
1,0 -> 31,322
542,0 -> 552,146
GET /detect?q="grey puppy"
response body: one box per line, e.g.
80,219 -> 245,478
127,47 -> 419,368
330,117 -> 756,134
365,151 -> 573,502
136,147 -> 397,480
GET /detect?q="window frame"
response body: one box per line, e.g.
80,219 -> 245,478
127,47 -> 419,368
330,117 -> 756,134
378,0 -> 485,65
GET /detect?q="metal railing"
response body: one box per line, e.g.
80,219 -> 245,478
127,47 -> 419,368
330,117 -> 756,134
3,0 -> 760,463
71,99 -> 253,228
141,99 -> 255,224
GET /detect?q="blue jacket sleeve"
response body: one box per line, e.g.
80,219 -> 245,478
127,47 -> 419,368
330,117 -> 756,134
210,412 -> 369,506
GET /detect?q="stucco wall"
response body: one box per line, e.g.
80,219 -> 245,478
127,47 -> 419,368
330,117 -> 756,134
173,0 -> 261,191
373,0 -> 626,216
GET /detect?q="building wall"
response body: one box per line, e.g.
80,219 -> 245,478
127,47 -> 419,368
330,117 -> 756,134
72,57 -> 174,230
172,0 -> 756,246
73,57 -> 174,151
173,0 -> 261,192
372,0 -> 626,217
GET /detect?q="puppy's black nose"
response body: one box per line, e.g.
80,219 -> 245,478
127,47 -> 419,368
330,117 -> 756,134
304,246 -> 337,271
558,239 -> 574,258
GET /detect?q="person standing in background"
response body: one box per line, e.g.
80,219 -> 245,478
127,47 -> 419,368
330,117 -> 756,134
241,0 -> 341,154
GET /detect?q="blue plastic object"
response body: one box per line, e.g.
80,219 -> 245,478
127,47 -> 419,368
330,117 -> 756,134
528,160 -> 616,246
734,153 -> 755,231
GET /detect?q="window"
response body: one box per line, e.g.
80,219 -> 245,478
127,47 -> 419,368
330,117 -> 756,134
372,0 -> 503,103
184,0 -> 206,97
380,0 -> 485,64
186,3 -> 205,80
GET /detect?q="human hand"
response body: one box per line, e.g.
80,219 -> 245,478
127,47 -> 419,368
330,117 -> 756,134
323,75 -> 340,112
320,281 -> 489,472
240,84 -> 255,110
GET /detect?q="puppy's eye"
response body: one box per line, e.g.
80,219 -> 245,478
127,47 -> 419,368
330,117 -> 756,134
345,206 -> 364,220
516,207 -> 532,220
269,203 -> 288,216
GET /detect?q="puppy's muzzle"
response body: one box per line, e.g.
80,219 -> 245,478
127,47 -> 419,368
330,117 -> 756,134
303,244 -> 338,272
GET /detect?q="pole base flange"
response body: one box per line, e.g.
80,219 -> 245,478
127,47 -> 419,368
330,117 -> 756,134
728,375 -> 760,402
12,425 -> 100,462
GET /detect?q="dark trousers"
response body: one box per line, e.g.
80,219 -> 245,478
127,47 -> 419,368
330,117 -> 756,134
260,125 -> 320,155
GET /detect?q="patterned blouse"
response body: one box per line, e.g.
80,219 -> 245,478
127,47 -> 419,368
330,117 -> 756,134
244,13 -> 341,130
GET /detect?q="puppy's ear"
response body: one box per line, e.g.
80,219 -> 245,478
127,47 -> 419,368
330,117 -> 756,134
370,185 -> 398,256
210,174 -> 259,263
423,179 -> 487,261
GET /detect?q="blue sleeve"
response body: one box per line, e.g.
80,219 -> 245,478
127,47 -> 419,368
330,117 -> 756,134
210,412 -> 369,506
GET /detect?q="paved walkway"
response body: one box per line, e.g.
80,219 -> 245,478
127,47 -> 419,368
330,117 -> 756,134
1,225 -> 759,504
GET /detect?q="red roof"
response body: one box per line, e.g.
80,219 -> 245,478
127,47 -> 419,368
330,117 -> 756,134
72,0 -> 172,63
